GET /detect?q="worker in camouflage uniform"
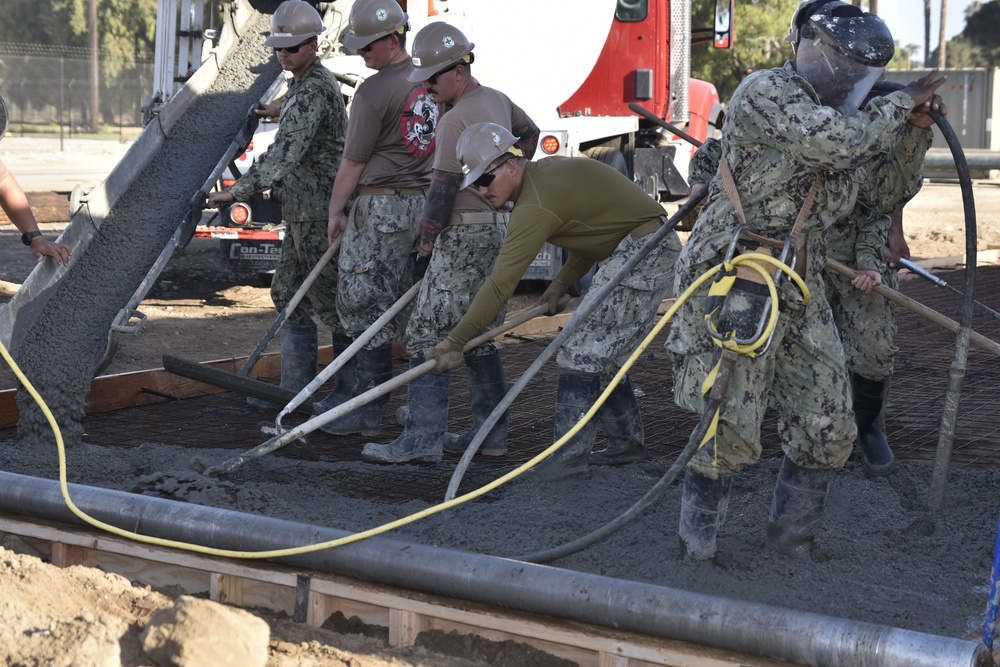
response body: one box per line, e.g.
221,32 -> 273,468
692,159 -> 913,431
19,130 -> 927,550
312,0 -> 437,436
361,23 -> 539,464
208,0 -> 346,405
664,0 -> 944,561
427,122 -> 682,482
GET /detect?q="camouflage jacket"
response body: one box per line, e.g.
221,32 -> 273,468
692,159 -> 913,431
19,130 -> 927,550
229,60 -> 346,222
667,61 -> 930,353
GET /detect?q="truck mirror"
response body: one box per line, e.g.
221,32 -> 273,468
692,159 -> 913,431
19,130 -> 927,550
714,0 -> 734,50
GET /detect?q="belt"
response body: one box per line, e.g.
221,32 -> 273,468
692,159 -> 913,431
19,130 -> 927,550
447,211 -> 508,225
355,186 -> 426,196
630,215 -> 667,238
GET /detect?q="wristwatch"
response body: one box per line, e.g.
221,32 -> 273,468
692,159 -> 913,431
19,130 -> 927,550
21,231 -> 43,246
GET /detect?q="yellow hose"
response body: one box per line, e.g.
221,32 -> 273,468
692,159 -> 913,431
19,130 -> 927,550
0,252 -> 806,558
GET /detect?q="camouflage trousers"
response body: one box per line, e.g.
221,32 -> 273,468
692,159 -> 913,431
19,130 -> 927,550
558,229 -> 682,379
270,218 -> 343,332
337,193 -> 424,349
404,220 -> 507,357
670,282 -> 857,478
825,265 -> 898,381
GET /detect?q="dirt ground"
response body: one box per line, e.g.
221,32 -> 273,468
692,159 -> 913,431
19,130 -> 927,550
2,174 -> 1000,666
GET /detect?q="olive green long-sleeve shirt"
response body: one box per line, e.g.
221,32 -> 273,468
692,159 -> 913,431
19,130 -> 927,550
449,156 -> 666,346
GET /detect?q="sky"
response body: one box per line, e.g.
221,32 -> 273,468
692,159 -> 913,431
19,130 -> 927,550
875,0 -> 978,52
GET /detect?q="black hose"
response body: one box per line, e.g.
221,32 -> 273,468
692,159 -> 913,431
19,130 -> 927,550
516,83 -> 975,563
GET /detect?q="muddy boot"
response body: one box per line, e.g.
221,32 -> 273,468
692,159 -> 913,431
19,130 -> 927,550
319,344 -> 392,436
765,457 -> 836,559
248,322 -> 317,409
442,351 -> 508,457
532,369 -> 601,482
851,373 -> 894,477
589,375 -> 647,466
362,355 -> 448,464
677,470 -> 733,561
313,333 -> 359,413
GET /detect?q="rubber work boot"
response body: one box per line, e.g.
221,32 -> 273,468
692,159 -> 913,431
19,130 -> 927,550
851,373 -> 895,477
532,369 -> 602,482
312,333 -> 359,413
361,355 -> 449,464
765,457 -> 836,559
318,344 -> 393,436
677,470 -> 733,561
247,322 -> 317,409
589,375 -> 647,466
441,351 -> 509,457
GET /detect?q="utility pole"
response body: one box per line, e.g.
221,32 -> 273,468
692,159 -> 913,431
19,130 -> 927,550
89,0 -> 100,131
937,0 -> 948,69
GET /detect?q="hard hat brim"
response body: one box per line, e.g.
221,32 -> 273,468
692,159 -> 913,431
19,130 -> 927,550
342,32 -> 372,50
264,31 -> 321,48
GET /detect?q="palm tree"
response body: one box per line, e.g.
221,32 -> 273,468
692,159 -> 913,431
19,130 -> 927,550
924,0 -> 931,65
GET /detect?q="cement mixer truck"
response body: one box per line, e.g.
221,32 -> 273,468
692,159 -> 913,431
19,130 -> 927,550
177,0 -> 735,278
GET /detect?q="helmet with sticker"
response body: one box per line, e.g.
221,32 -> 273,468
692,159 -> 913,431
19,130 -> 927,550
456,122 -> 519,190
407,22 -> 475,83
343,0 -> 408,51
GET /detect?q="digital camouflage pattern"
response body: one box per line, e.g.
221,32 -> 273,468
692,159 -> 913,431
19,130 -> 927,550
228,60 -> 346,223
666,62 -> 930,474
558,231 -> 681,378
404,220 -> 507,357
337,193 -> 424,348
271,218 -> 343,331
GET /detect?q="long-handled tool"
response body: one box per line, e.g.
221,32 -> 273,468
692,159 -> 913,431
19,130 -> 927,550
892,253 -> 1000,322
273,280 -> 421,433
200,303 -> 553,478
163,239 -> 340,407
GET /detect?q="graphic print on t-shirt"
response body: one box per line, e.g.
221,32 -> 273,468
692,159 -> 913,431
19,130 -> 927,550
401,87 -> 438,157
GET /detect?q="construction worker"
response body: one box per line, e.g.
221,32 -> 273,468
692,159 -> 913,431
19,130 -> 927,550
425,122 -> 682,481
312,0 -> 437,435
207,0 -> 346,405
360,23 -> 539,464
664,0 -> 944,560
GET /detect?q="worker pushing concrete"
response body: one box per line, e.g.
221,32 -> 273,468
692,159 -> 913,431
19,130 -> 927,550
207,0 -> 346,406
360,22 -> 539,464
425,122 -> 682,482
312,0 -> 437,435
664,0 -> 944,561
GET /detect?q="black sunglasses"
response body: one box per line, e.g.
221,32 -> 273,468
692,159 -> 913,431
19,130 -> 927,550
273,38 -> 314,54
427,61 -> 463,85
472,161 -> 504,189
357,33 -> 393,53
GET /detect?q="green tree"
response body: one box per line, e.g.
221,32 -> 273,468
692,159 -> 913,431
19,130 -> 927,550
690,0 -> 800,103
947,0 -> 1000,66
57,0 -> 156,79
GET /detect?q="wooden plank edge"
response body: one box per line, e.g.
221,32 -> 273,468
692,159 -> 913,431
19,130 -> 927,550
0,512 -> 794,667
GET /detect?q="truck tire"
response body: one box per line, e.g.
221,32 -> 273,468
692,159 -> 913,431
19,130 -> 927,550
585,146 -> 629,177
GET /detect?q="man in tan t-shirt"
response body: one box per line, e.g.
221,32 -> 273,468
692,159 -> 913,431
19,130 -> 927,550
313,0 -> 437,437
361,22 -> 539,465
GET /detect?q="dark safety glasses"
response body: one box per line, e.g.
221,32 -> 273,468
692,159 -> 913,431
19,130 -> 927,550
427,61 -> 462,85
357,33 -> 392,54
472,162 -> 504,189
273,38 -> 314,54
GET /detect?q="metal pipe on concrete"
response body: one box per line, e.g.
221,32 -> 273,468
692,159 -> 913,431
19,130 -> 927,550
0,471 -> 984,667
925,150 -> 1000,170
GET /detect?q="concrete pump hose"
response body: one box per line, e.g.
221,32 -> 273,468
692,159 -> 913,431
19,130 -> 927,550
444,188 -> 710,501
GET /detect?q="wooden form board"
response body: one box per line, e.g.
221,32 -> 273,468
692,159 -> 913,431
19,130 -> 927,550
0,512 -> 795,667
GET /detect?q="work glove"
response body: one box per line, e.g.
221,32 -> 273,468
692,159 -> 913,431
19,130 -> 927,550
538,279 -> 569,315
411,252 -> 431,282
427,337 -> 464,375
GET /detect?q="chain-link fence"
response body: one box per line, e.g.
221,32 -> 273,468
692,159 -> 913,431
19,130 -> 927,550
0,42 -> 153,135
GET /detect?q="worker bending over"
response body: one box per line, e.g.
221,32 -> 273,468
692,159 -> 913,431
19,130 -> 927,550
426,122 -> 682,482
